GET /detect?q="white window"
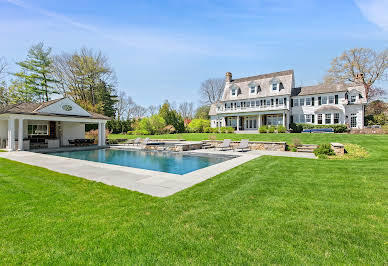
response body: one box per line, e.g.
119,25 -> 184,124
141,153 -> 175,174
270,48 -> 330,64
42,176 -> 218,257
334,113 -> 339,124
266,99 -> 271,106
294,99 -> 299,106
305,114 -> 312,123
305,97 -> 311,106
256,100 -> 260,106
318,114 -> 323,124
28,124 -> 48,135
329,95 -> 334,104
325,113 -> 331,124
300,98 -> 304,106
272,83 -> 278,91
351,95 -> 356,103
322,96 -> 328,104
231,89 -> 237,96
350,113 -> 357,127
278,98 -> 284,105
250,87 -> 256,94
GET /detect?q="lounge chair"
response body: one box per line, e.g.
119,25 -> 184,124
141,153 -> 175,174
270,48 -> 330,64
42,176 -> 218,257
133,137 -> 142,145
218,139 -> 231,151
142,138 -> 150,145
124,138 -> 141,146
235,139 -> 250,152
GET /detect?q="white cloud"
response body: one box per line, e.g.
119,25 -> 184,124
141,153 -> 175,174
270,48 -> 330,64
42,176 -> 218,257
355,0 -> 388,31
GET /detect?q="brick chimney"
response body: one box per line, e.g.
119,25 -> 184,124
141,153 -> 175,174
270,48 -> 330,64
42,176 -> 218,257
225,72 -> 232,83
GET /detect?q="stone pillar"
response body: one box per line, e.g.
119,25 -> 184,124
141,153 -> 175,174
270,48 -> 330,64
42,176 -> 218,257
18,119 -> 24,151
7,118 -> 15,151
237,116 -> 240,131
98,122 -> 102,146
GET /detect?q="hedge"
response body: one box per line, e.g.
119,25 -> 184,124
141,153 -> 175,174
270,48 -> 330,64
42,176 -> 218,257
290,123 -> 348,133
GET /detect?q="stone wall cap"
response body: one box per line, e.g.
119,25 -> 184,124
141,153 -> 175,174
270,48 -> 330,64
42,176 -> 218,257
202,140 -> 286,144
331,142 -> 344,147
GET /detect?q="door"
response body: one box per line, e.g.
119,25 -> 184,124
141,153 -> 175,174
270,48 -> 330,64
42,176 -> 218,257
350,114 -> 357,128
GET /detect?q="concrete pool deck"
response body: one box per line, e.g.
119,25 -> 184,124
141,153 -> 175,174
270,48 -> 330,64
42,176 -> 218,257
0,148 -> 315,197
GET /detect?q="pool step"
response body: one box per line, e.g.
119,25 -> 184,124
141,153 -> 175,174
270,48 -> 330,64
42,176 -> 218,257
201,143 -> 215,149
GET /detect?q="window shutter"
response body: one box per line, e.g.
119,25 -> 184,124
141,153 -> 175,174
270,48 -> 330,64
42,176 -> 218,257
312,115 -> 315,124
335,95 -> 338,104
291,99 -> 294,107
318,96 -> 321,105
312,97 -> 315,106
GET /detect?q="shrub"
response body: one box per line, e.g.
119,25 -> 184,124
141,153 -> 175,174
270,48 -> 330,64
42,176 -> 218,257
86,129 -> 110,143
314,143 -> 335,158
291,123 -> 348,133
259,125 -> 268,133
220,127 -> 227,133
268,126 -> 275,133
162,125 -> 176,134
187,119 -> 210,133
203,127 -> 213,133
226,127 -> 235,133
127,131 -> 133,135
277,125 -> 286,133
212,128 -> 220,133
292,138 -> 301,147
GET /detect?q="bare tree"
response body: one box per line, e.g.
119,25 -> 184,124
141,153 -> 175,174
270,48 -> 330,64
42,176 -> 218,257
147,105 -> 160,116
178,101 -> 194,119
199,78 -> 225,104
129,104 -> 147,119
115,91 -> 135,120
325,47 -> 388,100
0,57 -> 8,80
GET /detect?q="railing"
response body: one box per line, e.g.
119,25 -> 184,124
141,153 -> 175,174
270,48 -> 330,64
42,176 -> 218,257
216,104 -> 287,113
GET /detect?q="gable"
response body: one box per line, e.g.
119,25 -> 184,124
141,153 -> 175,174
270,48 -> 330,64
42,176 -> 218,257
36,98 -> 92,117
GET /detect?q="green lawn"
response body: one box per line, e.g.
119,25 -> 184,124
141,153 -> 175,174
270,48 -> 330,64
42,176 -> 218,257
1,133 -> 387,264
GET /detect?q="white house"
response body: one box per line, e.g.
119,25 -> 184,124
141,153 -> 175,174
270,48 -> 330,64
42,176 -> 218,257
0,98 -> 111,151
209,70 -> 367,131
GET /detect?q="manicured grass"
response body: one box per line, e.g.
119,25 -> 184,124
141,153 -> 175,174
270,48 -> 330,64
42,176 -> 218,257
1,134 -> 387,264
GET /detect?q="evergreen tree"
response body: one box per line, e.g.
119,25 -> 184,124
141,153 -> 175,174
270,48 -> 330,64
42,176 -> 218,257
158,101 -> 185,133
14,42 -> 59,102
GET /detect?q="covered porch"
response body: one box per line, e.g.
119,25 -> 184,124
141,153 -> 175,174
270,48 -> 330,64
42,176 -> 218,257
223,111 -> 289,132
0,114 -> 108,151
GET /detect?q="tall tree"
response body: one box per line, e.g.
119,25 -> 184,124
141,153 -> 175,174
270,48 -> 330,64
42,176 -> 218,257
0,57 -> 9,105
194,105 -> 210,120
158,101 -> 185,132
52,48 -> 117,116
199,78 -> 225,104
325,47 -> 388,100
13,42 -> 59,102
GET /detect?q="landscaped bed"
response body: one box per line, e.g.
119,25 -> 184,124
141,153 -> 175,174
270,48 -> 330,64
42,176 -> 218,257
0,133 -> 387,264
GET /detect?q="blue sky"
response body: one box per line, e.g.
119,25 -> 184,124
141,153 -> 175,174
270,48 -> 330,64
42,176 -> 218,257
0,0 -> 387,106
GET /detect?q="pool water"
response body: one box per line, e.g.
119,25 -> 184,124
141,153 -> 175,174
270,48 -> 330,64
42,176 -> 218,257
48,148 -> 234,175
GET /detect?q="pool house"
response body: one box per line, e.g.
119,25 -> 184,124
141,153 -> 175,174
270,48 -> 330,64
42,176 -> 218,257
0,98 -> 110,151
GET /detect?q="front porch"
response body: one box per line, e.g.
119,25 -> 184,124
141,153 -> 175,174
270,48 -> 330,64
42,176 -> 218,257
223,112 -> 289,132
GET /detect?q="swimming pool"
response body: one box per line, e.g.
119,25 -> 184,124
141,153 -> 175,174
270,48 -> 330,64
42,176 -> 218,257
47,148 -> 235,175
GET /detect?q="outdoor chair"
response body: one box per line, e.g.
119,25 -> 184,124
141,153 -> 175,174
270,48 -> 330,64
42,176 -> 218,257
218,139 -> 232,151
133,138 -> 142,145
235,139 -> 251,152
142,138 -> 150,145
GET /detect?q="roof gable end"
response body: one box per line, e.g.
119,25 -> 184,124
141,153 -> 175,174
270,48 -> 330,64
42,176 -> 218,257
36,98 -> 92,117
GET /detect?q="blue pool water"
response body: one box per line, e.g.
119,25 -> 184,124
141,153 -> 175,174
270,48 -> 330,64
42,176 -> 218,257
48,148 -> 234,175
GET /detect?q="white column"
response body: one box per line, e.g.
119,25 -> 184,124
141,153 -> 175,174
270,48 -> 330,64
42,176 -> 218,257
237,116 -> 240,131
7,118 -> 15,151
102,123 -> 106,146
257,114 -> 261,132
98,122 -> 102,146
283,112 -> 286,127
18,119 -> 24,151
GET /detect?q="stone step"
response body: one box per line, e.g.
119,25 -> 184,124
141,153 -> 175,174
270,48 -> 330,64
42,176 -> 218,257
300,144 -> 319,148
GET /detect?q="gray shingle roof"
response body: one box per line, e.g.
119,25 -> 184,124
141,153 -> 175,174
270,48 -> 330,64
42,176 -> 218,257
291,84 -> 348,96
231,70 -> 294,83
0,98 -> 111,120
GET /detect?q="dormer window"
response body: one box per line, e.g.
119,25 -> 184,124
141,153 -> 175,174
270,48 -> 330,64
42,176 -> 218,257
350,95 -> 356,103
269,78 -> 281,92
248,82 -> 257,95
230,84 -> 240,97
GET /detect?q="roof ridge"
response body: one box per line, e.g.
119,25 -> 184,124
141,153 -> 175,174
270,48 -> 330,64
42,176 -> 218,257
232,69 -> 294,83
32,98 -> 65,113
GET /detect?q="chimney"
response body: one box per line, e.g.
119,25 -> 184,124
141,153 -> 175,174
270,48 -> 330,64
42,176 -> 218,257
225,72 -> 232,83
355,73 -> 364,84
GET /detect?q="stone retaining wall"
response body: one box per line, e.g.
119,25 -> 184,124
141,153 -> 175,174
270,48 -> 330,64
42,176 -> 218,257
331,143 -> 344,155
202,140 -> 286,151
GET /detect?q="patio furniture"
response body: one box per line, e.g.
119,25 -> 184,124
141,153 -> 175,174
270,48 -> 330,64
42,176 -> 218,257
302,128 -> 334,133
133,138 -> 142,145
142,138 -> 150,144
235,139 -> 251,152
218,139 -> 231,151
